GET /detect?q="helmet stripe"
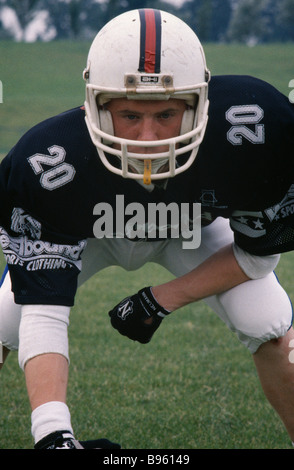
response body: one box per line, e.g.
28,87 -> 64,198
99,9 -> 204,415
138,9 -> 162,74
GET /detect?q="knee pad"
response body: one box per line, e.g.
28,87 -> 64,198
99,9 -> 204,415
18,304 -> 70,370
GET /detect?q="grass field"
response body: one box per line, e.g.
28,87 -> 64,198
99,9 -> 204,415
0,40 -> 294,450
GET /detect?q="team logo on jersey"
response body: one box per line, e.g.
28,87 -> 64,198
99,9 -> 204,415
0,225 -> 86,272
231,185 -> 294,238
200,190 -> 218,207
265,184 -> 294,222
230,210 -> 266,238
11,207 -> 41,240
117,298 -> 133,320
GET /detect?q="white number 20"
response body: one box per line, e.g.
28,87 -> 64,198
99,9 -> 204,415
226,104 -> 265,145
28,145 -> 76,191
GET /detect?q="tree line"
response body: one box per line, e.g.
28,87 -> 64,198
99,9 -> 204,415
0,0 -> 294,43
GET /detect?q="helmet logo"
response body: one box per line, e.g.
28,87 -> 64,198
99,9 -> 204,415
141,76 -> 159,83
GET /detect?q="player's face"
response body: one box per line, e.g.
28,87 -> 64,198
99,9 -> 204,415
106,98 -> 187,155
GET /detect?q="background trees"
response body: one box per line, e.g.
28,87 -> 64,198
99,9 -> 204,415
0,0 -> 293,42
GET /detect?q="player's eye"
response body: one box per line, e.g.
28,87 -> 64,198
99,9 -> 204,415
125,113 -> 139,121
158,111 -> 177,121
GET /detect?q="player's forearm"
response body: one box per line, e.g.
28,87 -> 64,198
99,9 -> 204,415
152,244 -> 250,312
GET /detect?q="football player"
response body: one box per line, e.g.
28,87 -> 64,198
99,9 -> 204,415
1,8 -> 294,449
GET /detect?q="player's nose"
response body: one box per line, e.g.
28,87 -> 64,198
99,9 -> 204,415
137,118 -> 159,141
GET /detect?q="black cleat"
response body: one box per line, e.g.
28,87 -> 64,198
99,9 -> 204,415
34,430 -> 121,449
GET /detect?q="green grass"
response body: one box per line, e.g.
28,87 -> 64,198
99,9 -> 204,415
1,258 -> 292,449
0,41 -> 294,449
1,41 -> 293,159
204,43 -> 294,94
0,41 -> 88,158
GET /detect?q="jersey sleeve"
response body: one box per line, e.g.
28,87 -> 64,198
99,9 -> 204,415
230,183 -> 294,255
0,197 -> 87,306
203,75 -> 294,256
0,221 -> 86,306
0,108 -> 89,306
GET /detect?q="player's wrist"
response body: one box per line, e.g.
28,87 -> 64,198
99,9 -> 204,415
138,286 -> 171,318
149,285 -> 179,313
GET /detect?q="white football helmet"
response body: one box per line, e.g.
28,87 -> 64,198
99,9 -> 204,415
83,8 -> 210,184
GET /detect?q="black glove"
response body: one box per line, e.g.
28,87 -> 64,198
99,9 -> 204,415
109,287 -> 171,343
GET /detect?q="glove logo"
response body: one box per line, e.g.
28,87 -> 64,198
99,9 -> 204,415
117,299 -> 133,320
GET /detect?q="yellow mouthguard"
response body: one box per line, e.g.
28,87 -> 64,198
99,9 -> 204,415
143,159 -> 152,185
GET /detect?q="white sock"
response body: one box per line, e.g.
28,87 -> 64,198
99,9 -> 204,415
31,401 -> 74,444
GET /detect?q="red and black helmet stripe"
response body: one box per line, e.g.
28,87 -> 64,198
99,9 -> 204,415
138,9 -> 162,74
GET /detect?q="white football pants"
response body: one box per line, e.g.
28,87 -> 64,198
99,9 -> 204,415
0,217 -> 292,354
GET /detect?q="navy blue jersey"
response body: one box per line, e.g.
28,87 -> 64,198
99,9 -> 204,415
195,75 -> 294,255
1,75 -> 294,305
